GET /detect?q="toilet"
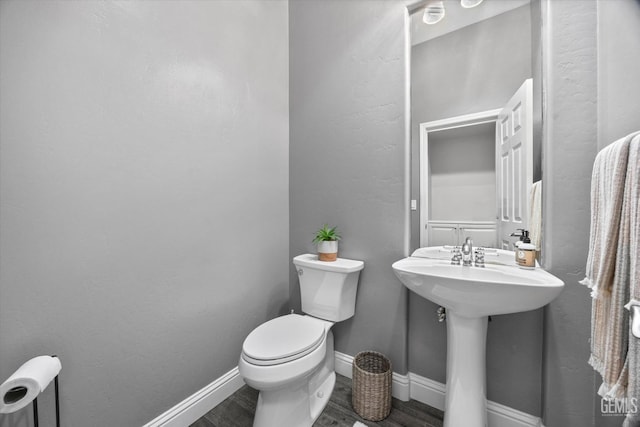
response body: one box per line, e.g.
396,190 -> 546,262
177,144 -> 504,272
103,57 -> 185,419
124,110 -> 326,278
238,253 -> 364,427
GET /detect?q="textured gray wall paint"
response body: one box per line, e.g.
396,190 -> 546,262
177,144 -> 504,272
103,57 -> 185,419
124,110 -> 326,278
289,0 -> 408,373
541,1 -> 599,426
597,0 -> 640,151
429,124 -> 495,222
0,2 -> 289,426
410,4 -> 532,122
408,4 -> 543,416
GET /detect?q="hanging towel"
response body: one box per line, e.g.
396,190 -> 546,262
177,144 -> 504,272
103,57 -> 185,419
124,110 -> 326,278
580,131 -> 640,402
622,134 -> 640,425
529,180 -> 542,254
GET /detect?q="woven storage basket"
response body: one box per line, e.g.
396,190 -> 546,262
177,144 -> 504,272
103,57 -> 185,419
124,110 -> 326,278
352,351 -> 392,421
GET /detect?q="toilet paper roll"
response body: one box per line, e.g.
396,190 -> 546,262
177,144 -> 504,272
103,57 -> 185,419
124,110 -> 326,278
0,355 -> 62,414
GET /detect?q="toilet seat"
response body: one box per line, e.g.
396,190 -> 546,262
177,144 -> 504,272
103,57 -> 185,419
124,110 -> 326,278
242,314 -> 326,366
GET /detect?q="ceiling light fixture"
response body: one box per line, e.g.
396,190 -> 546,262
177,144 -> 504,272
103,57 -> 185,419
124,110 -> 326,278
423,1 -> 446,25
460,0 -> 484,8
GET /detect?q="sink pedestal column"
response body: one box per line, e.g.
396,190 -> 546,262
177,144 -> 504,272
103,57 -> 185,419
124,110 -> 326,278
444,312 -> 488,427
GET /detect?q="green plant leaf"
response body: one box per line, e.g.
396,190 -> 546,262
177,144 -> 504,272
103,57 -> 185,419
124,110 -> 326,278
312,224 -> 341,243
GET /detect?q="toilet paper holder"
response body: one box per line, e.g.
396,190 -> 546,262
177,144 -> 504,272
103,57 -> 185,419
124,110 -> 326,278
33,378 -> 59,427
23,355 -> 60,427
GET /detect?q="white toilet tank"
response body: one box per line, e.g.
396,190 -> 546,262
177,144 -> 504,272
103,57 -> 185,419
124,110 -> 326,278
293,254 -> 364,322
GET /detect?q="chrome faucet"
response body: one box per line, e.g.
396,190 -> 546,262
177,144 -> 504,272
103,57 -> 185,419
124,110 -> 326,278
461,240 -> 472,266
464,237 -> 473,255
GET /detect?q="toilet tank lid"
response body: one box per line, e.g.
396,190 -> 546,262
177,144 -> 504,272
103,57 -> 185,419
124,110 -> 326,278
293,254 -> 364,273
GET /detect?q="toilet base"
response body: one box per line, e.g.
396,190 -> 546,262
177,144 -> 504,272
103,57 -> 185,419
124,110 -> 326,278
252,332 -> 335,427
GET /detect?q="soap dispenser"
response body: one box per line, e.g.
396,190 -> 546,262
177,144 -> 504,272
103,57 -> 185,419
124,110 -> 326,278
510,229 -> 526,263
516,230 -> 536,269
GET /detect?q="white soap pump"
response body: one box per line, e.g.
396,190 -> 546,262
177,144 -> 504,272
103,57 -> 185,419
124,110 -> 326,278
511,229 -> 526,252
516,230 -> 536,269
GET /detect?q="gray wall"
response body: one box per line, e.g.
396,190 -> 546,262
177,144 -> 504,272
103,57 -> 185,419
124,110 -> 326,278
410,4 -> 532,122
541,1 -> 598,426
597,0 -> 640,151
542,0 -> 640,426
0,2 -> 289,426
429,124 -> 495,222
289,0 -> 408,373
408,4 -> 543,416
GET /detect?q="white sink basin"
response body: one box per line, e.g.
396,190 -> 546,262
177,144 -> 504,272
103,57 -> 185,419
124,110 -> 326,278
392,246 -> 564,427
392,247 -> 564,317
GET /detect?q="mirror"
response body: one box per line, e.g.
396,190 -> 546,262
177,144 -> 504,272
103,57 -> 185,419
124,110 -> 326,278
408,0 -> 542,252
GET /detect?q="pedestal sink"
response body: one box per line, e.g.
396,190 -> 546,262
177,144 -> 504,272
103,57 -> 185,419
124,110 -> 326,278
392,246 -> 564,427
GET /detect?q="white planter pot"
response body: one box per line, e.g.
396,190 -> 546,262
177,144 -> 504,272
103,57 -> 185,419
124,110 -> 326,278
317,240 -> 338,261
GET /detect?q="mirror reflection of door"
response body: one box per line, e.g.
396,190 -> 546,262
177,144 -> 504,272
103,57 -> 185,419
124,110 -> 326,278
420,111 -> 499,248
497,79 -> 533,250
419,79 -> 533,249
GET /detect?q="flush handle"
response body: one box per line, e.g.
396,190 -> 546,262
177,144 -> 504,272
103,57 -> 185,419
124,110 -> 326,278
297,268 -> 304,276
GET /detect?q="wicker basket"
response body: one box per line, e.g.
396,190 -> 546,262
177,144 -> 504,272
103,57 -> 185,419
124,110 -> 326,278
352,351 -> 392,421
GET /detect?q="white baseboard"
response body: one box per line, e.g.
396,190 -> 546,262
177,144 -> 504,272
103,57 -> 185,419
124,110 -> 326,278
485,398 -> 543,427
334,350 -> 410,401
335,351 -> 542,427
141,353 -> 542,427
334,350 -> 354,379
142,367 -> 244,427
408,372 -> 446,410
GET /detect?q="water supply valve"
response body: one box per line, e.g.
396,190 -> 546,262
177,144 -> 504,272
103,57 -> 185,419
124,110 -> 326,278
474,248 -> 485,268
450,247 -> 462,265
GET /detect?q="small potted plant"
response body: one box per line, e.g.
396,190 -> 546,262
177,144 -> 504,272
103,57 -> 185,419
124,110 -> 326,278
313,224 -> 341,262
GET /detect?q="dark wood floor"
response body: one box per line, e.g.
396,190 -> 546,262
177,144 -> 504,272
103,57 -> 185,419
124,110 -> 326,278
191,374 -> 443,427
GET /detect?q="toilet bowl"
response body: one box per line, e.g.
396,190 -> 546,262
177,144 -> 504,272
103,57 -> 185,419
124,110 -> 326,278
239,314 -> 335,427
238,254 -> 364,427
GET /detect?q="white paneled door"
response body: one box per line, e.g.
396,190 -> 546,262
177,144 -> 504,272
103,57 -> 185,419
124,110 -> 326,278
496,79 -> 533,250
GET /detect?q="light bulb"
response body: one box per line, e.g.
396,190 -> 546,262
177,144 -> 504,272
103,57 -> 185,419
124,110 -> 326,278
461,0 -> 484,8
423,1 -> 446,25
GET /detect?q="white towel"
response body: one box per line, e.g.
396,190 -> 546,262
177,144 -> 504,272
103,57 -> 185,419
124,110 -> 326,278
353,422 -> 368,427
529,180 -> 542,253
580,132 -> 638,296
622,134 -> 640,424
580,131 -> 640,407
